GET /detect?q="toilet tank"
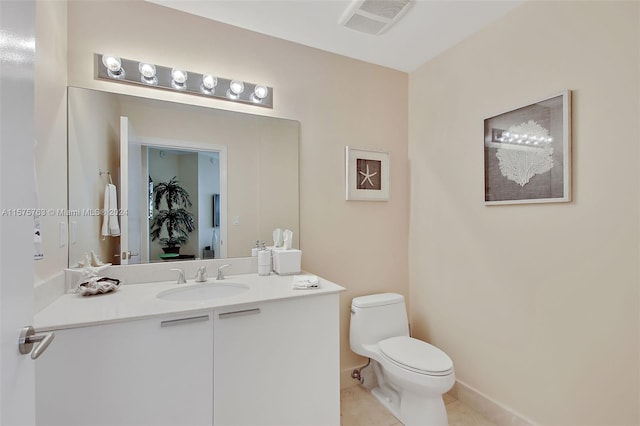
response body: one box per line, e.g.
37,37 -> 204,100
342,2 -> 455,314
350,293 -> 410,354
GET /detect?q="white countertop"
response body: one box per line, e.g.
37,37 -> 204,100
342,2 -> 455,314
35,273 -> 345,332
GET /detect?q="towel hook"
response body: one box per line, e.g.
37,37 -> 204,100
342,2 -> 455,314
99,169 -> 113,185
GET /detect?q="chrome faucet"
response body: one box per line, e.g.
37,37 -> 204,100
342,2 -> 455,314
195,266 -> 208,282
170,268 -> 187,284
217,264 -> 231,280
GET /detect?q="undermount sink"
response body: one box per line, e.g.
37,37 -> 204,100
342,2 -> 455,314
157,283 -> 249,301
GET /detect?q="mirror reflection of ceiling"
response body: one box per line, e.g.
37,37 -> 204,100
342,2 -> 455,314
67,86 -> 299,267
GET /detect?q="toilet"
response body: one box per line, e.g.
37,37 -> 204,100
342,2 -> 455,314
349,293 -> 455,426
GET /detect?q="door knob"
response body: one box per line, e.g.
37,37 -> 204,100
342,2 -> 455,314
19,326 -> 55,360
116,251 -> 139,260
123,251 -> 139,260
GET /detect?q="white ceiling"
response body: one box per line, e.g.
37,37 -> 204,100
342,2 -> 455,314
148,0 -> 524,73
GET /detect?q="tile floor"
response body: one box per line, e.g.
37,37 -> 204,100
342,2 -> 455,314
340,385 -> 496,426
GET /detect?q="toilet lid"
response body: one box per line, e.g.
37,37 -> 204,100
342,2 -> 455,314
379,336 -> 453,376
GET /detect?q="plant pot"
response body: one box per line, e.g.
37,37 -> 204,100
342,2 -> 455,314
162,246 -> 180,254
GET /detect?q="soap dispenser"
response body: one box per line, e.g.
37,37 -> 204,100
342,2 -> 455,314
251,240 -> 260,257
258,243 -> 271,276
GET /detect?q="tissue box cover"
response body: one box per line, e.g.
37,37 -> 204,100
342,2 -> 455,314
272,249 -> 302,275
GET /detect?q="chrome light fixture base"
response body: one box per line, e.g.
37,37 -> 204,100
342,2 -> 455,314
96,54 -> 273,108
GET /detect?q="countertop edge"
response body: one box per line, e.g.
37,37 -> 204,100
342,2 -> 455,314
35,273 -> 346,332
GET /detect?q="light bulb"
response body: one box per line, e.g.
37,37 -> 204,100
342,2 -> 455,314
229,80 -> 244,95
253,85 -> 268,100
102,55 -> 124,78
138,63 -> 156,79
102,55 -> 121,72
171,68 -> 188,84
137,62 -> 157,85
202,74 -> 217,91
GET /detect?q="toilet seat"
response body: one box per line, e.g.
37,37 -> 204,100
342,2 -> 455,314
379,336 -> 453,377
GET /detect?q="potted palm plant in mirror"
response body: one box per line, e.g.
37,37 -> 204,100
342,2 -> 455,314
150,176 -> 196,255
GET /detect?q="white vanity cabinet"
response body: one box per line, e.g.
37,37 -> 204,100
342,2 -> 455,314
213,293 -> 340,426
35,312 -> 214,426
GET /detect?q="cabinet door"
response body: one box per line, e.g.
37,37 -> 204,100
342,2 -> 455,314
213,294 -> 340,426
36,313 -> 213,426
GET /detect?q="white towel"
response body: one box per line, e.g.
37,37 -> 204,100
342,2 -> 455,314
108,184 -> 121,236
101,184 -> 121,237
292,274 -> 319,290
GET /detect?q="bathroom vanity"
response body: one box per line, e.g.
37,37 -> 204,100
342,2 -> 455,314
34,272 -> 343,426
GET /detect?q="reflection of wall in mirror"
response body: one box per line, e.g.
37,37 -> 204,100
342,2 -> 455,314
198,153 -> 220,258
67,89 -> 120,266
257,117 -> 299,249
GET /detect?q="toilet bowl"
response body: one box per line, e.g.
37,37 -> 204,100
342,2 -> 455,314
350,293 -> 455,426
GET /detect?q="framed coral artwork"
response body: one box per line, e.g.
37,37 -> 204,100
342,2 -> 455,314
345,147 -> 390,201
484,90 -> 571,205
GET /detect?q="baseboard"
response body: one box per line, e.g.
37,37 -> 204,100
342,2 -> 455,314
455,380 -> 536,426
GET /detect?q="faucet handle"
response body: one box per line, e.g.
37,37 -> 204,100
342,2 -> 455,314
195,266 -> 208,282
217,264 -> 231,280
170,268 -> 187,284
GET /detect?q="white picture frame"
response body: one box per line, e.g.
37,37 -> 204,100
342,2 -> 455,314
345,146 -> 390,201
484,90 -> 571,205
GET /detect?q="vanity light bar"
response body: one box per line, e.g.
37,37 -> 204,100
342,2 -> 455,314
96,54 -> 273,109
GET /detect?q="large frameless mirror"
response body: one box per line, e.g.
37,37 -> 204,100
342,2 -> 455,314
67,87 -> 299,266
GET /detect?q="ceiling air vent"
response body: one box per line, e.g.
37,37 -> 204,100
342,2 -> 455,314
340,0 -> 412,36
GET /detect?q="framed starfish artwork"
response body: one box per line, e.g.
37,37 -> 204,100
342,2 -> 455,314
345,147 -> 389,201
484,90 -> 571,205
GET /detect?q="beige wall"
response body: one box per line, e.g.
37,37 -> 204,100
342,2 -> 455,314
66,0 -> 409,373
408,1 -> 639,425
34,0 -> 68,285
